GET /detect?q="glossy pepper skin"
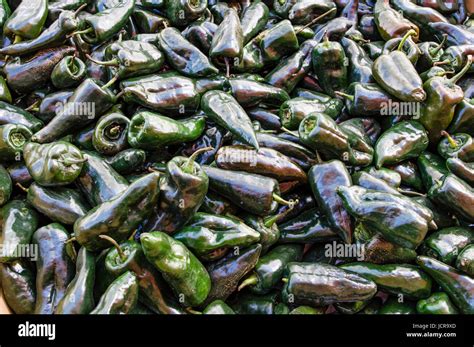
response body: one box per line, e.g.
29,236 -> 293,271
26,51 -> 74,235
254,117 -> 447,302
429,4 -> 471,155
0,200 -> 38,263
340,262 -> 432,299
226,78 -> 290,108
75,172 -> 160,251
90,271 -> 138,314
341,37 -> 374,84
37,90 -> 74,124
239,244 -> 303,295
0,101 -> 43,133
373,0 -> 419,41
448,98 -> 474,136
4,46 -> 75,94
4,0 -> 47,40
279,97 -> 343,129
204,244 -> 262,305
76,151 -> 128,206
0,259 -> 36,314
141,231 -> 211,307
446,158 -> 474,186
105,149 -> 146,175
164,0 -> 207,28
419,58 -> 471,143
103,239 -> 184,314
33,223 -> 75,314
0,165 -> 11,207
51,56 -> 86,89
241,0 -> 269,44
23,141 -> 85,187
31,78 -> 116,143
388,161 -> 423,191
80,0 -> 136,44
204,166 -> 280,216
55,247 -> 96,314
158,27 -> 218,77
312,37 -> 348,97
232,291 -> 289,314
182,20 -> 217,55
379,297 -> 416,314
374,121 -> 429,168
338,186 -> 434,249
26,183 -> 90,225
216,145 -> 306,183
417,256 -> 474,314
281,262 -> 377,307
128,111 -> 205,150
428,174 -> 474,223
241,213 -> 280,254
417,152 -> 449,191
142,155 -> 208,235
201,90 -> 258,149
174,213 -> 260,261
92,107 -> 130,156
0,124 -> 32,162
416,292 -> 459,314
309,160 -> 353,244
456,244 -> 474,276
421,227 -> 473,265
203,300 -> 235,314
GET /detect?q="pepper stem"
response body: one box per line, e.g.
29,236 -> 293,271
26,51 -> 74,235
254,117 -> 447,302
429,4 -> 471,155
74,3 -> 88,16
433,59 -> 450,66
69,27 -> 93,37
102,75 -> 119,90
65,237 -> 77,244
440,130 -> 458,149
272,193 -> 295,207
185,146 -> 214,173
397,189 -> 426,197
334,91 -> 354,101
280,127 -> 299,138
448,55 -> 473,84
397,29 -> 417,52
186,308 -> 203,315
15,182 -> 28,192
85,54 -> 119,67
13,35 -> 22,44
281,277 -> 289,283
263,200 -> 298,228
59,157 -> 88,166
294,8 -> 337,34
430,34 -> 447,56
98,235 -> 126,261
24,100 -> 40,112
238,274 -> 258,291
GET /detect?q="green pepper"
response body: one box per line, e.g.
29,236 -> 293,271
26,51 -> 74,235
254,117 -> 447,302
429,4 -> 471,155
4,46 -> 75,94
127,111 -> 205,150
279,97 -> 343,129
341,37 -> 374,84
419,56 -> 472,143
158,27 -> 218,77
238,244 -> 303,295
382,34 -> 421,65
448,98 -> 474,136
122,74 -> 200,115
51,56 -> 87,89
0,165 -> 11,207
0,101 -> 43,133
417,37 -> 447,72
37,90 -> 74,123
0,124 -> 32,162
379,297 -> 416,314
417,152 -> 449,191
201,90 -> 258,149
90,271 -> 138,314
103,239 -> 184,314
232,291 -> 288,314
275,0 -> 336,25
200,191 -> 238,216
241,212 -> 280,254
438,131 -> 474,162
182,20 -> 217,55
312,37 -> 348,97
132,8 -> 168,33
278,208 -> 338,244
352,171 -> 400,195
140,231 -> 211,307
79,0 -> 135,44
241,0 -> 269,44
4,0 -> 47,40
26,182 -> 90,225
388,161 -> 424,191
362,233 -> 418,264
105,148 -> 146,175
421,227 -> 474,265
90,107 -> 129,156
337,185 -> 434,249
456,244 -> 474,276
203,300 -> 235,314
419,66 -> 452,82
340,262 -> 432,299
226,78 -> 290,108
31,78 -> 116,143
76,151 -> 129,206
0,77 -> 11,104
55,247 -> 96,314
446,157 -> 474,187
417,255 -> 474,314
374,121 -> 429,168
416,292 -> 459,314
281,262 -> 377,306
374,0 -> 419,41
255,19 -> 299,63
23,141 -> 85,186
204,244 -> 262,305
0,259 -> 36,314
163,0 -> 207,27
363,166 -> 402,188
33,223 -> 75,314
428,174 -> 474,223
209,8 -> 243,71
0,200 -> 38,263
75,172 -> 160,251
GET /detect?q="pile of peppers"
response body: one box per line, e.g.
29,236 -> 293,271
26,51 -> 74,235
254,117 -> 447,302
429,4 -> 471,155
1,0 -> 474,316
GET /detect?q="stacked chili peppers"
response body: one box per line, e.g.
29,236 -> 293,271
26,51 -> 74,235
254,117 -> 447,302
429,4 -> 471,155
0,0 -> 474,315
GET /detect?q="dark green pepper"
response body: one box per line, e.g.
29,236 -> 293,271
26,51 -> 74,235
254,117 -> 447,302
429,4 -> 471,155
90,271 -> 138,314
373,0 -> 419,41
0,165 -> 11,206
438,131 -> 474,162
23,141 -> 85,186
0,124 -> 32,162
55,247 -> 96,314
4,0 -> 48,40
456,244 -> 474,276
241,0 -> 269,44
279,97 -> 343,129
379,297 -> 416,314
181,20 -> 217,55
0,101 -> 43,133
448,98 -> 474,136
140,231 -> 211,307
416,292 -> 459,314
226,78 -> 290,108
33,223 -> 75,314
0,259 -> 35,314
241,212 -> 280,254
421,227 -> 474,265
132,9 -> 168,33
37,90 -> 74,123
92,107 -> 130,156
341,37 -> 374,84
75,172 -> 160,251
203,300 -> 235,314
163,0 -> 207,27
417,152 -> 449,191
232,291 -> 288,314
105,148 -> 146,175
446,157 -> 474,187
51,56 -> 86,89
362,233 -> 418,264
388,161 -> 424,191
